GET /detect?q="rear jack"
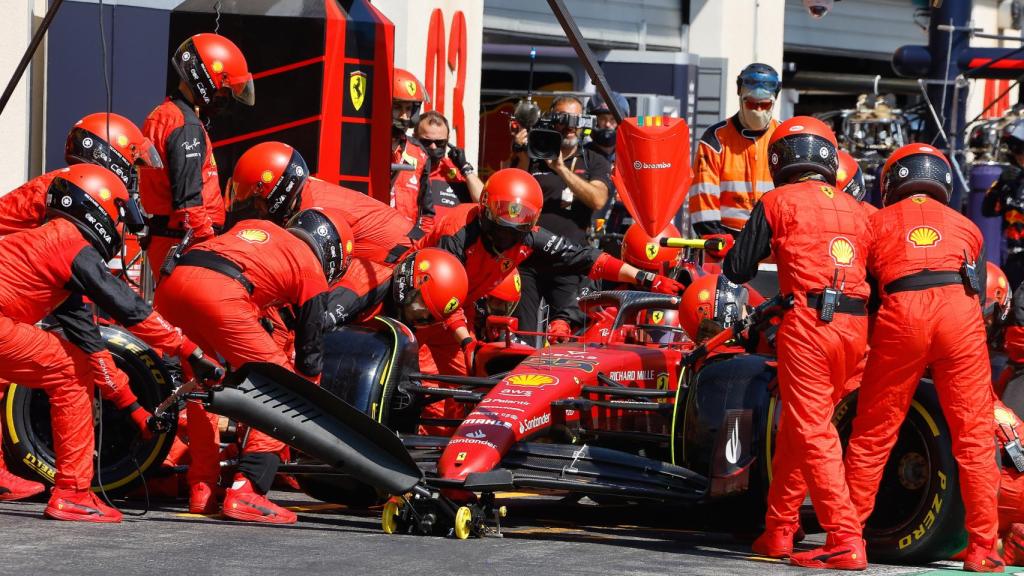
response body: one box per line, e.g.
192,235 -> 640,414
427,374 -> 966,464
381,487 -> 506,539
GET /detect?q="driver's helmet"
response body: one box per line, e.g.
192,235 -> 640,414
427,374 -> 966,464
634,308 -> 684,345
485,268 -> 521,317
678,274 -> 748,342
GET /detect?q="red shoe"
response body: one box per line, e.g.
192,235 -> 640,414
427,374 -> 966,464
964,539 -> 1005,572
789,534 -> 867,570
222,477 -> 296,525
752,524 -> 805,558
189,481 -> 223,515
1004,524 -> 1024,567
44,489 -> 122,523
0,468 -> 45,501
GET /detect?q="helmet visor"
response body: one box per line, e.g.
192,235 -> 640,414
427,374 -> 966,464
227,73 -> 255,106
739,74 -> 780,100
135,137 -> 164,169
487,199 -> 539,228
486,296 -> 519,317
401,290 -> 435,326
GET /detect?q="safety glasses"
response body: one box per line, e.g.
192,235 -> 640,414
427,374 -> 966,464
743,100 -> 773,111
740,75 -> 780,95
420,138 -> 449,149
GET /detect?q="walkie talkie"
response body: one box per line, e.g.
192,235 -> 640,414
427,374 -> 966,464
960,250 -> 980,296
818,269 -> 843,323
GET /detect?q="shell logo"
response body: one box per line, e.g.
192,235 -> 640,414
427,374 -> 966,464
260,170 -> 275,184
116,134 -> 129,147
418,260 -> 430,272
907,226 -> 941,248
996,406 -> 1017,426
1000,276 -> 1008,289
345,240 -> 353,254
821,185 -> 834,199
405,80 -> 418,96
829,236 -> 855,267
651,310 -> 664,324
212,60 -> 224,74
645,242 -> 659,260
98,187 -> 111,201
443,297 -> 460,315
507,373 -> 558,387
237,229 -> 270,244
698,289 -> 711,302
836,168 -> 848,182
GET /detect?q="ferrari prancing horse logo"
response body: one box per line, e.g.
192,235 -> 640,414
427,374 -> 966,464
645,242 -> 659,260
651,310 -> 664,324
349,71 -> 367,112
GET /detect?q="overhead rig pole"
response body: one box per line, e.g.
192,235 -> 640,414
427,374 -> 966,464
545,0 -> 625,123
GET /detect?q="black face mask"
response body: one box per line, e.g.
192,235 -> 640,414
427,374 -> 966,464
480,216 -> 528,254
592,127 -> 616,148
426,145 -> 446,165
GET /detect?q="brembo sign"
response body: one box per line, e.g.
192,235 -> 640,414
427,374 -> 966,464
633,160 -> 672,170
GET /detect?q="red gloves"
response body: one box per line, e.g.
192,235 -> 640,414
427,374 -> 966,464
180,339 -> 225,385
703,234 -> 735,259
547,319 -> 572,344
88,350 -> 137,409
461,337 -> 480,374
636,271 -> 685,295
128,403 -> 154,440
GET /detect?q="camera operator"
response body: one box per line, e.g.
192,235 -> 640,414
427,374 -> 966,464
508,96 -> 611,338
414,111 -> 483,223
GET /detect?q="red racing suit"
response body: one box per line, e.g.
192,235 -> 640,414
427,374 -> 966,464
154,219 -> 329,487
390,137 -> 432,233
0,170 -> 143,413
0,219 -> 190,490
0,169 -> 58,235
843,195 -> 998,548
994,399 -> 1024,534
724,178 -> 870,541
140,95 -> 224,278
300,177 -> 418,266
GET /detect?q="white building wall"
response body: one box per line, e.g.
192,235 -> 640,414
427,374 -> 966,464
0,1 -> 35,192
689,0 -> 786,118
374,0 -> 484,164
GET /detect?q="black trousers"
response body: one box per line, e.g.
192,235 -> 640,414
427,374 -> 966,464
514,260 -> 587,346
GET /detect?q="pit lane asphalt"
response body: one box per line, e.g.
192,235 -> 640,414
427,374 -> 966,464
0,491 -> 1016,576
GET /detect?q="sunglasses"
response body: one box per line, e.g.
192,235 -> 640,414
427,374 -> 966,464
420,139 -> 449,149
743,100 -> 773,111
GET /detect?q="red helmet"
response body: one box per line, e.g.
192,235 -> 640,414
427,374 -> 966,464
46,164 -> 131,261
172,33 -> 254,108
635,308 -> 684,344
486,269 -> 522,316
985,261 -> 1011,322
392,248 -> 469,325
479,168 -> 543,253
621,222 -> 682,274
66,113 -> 162,187
880,144 -> 952,206
286,208 -> 354,285
836,150 -> 866,202
767,116 -> 839,186
678,274 -> 747,342
229,142 -> 309,224
393,68 -> 427,131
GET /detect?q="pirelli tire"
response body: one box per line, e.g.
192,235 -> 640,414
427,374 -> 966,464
832,380 -> 966,564
2,325 -> 176,495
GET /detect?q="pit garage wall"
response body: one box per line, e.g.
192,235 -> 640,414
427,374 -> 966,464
373,0 -> 483,164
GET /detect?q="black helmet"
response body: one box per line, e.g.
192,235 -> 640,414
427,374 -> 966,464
880,144 -> 952,206
286,208 -> 354,284
736,63 -> 781,99
767,116 -> 839,185
45,164 -> 131,261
